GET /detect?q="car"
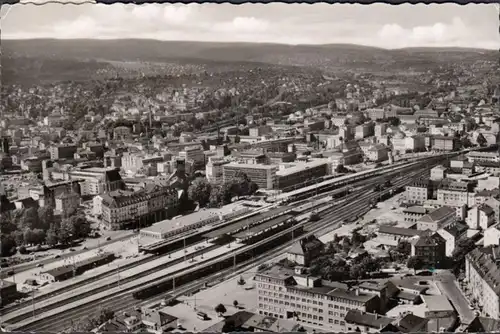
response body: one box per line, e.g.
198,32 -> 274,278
82,246 -> 88,250
106,236 -> 111,241
69,248 -> 75,252
36,263 -> 44,268
54,254 -> 61,259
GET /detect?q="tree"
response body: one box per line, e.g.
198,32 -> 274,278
407,256 -> 424,273
97,308 -> 115,324
1,234 -> 16,256
23,229 -> 37,246
188,178 -> 212,207
46,223 -> 60,246
59,219 -> 74,245
477,133 -> 488,147
233,300 -> 239,308
32,229 -> 46,245
38,206 -> 55,231
396,241 -> 411,256
20,207 -> 40,230
215,303 -> 227,315
12,230 -> 24,246
248,181 -> 259,195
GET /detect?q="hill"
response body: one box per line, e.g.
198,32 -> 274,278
2,39 -> 497,85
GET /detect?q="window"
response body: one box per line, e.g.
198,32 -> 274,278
335,320 -> 339,324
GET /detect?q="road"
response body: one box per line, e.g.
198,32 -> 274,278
436,273 -> 475,325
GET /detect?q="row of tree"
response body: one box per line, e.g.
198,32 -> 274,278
309,232 -> 381,281
1,206 -> 91,256
188,172 -> 259,208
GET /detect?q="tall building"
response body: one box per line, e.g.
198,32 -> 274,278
223,163 -> 277,190
276,161 -> 330,190
255,265 -> 380,331
206,157 -> 229,184
49,144 -> 77,160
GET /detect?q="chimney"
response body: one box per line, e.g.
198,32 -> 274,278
355,289 -> 360,296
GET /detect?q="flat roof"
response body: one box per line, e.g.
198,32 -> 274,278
141,209 -> 222,235
223,163 -> 278,170
141,203 -> 249,236
276,160 -> 329,177
202,206 -> 292,239
233,214 -> 294,239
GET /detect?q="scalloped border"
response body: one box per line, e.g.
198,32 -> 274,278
3,0 -> 500,4
0,1 -> 499,333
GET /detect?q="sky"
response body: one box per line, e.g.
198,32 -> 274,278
2,2 -> 499,49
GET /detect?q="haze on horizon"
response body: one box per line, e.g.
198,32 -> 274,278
2,3 -> 499,50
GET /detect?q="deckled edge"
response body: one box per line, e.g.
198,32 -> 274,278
4,0 -> 500,4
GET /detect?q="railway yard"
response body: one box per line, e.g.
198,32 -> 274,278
0,150 -> 475,332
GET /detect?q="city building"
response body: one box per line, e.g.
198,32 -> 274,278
100,184 -> 178,230
465,247 -> 500,320
410,232 -> 447,268
431,136 -> 459,152
436,222 -> 468,257
403,206 -> 430,224
286,235 -> 324,267
140,204 -> 249,240
437,179 -> 476,208
467,204 -> 495,230
223,163 -> 277,190
365,144 -> 388,162
276,160 -> 330,190
417,206 -> 456,231
405,178 -> 432,205
430,165 -> 447,181
205,157 -> 229,184
255,265 -> 380,331
68,167 -> 125,196
54,191 -> 80,217
49,144 -> 77,160
343,310 -> 393,333
466,151 -> 500,164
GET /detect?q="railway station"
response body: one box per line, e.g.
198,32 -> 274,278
202,206 -> 295,242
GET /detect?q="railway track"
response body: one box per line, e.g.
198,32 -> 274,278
15,160 -> 435,332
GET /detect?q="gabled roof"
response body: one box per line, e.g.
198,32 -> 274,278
419,206 -> 455,223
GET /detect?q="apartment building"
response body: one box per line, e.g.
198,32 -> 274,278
179,146 -> 205,167
205,157 -> 229,184
276,160 -> 330,190
437,179 -> 476,207
430,165 -> 447,181
121,152 -> 164,174
67,167 -> 125,196
49,144 -> 77,160
355,123 -> 374,139
100,183 -> 178,230
223,163 -> 277,190
465,247 -> 500,319
431,136 -> 459,152
466,204 -> 495,230
255,266 -> 380,331
405,178 -> 432,205
410,232 -> 447,268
